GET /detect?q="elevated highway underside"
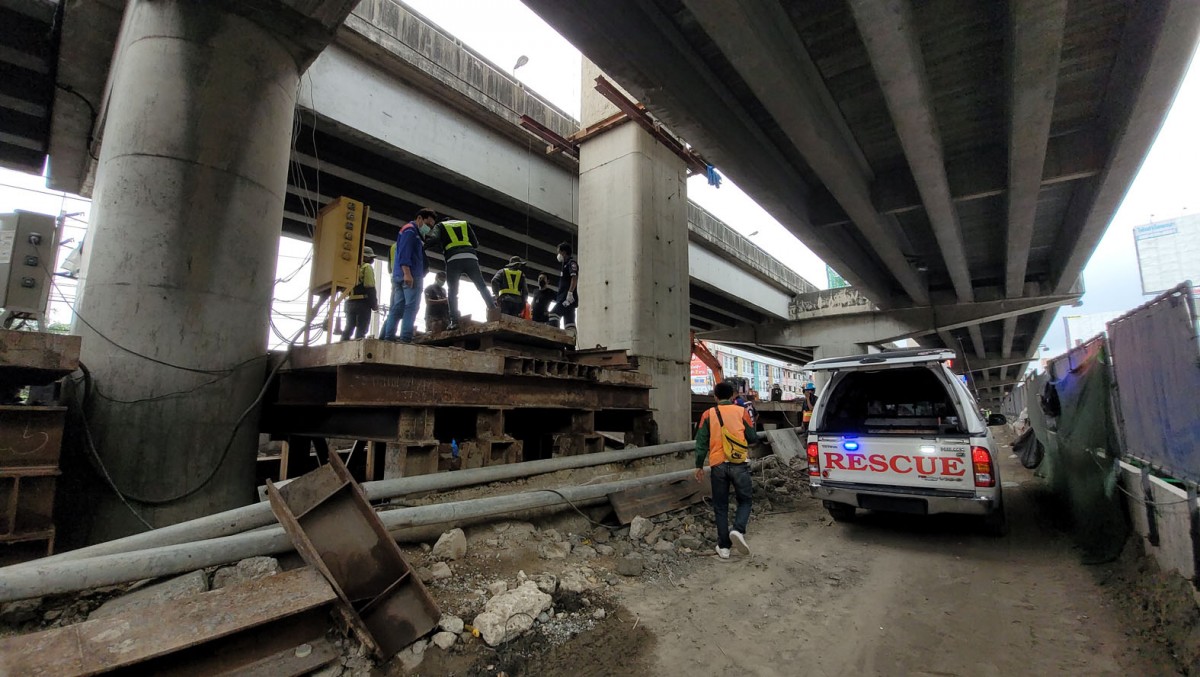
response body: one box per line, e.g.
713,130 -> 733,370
524,0 -> 1200,402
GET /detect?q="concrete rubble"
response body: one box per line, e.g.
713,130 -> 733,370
472,581 -> 554,646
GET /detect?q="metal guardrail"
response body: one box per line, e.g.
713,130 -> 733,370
349,0 -> 817,297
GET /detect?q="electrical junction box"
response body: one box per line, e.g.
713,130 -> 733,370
310,197 -> 369,295
0,211 -> 57,319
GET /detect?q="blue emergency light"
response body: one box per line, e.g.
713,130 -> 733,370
843,441 -> 860,451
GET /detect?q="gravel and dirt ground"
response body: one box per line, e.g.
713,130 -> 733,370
400,433 -> 1190,676
3,433 -> 1193,676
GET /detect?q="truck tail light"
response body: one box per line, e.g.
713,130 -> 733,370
972,446 -> 995,487
807,443 -> 820,477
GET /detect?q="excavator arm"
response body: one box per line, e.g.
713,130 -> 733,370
691,331 -> 723,383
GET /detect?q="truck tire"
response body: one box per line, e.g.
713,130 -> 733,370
981,506 -> 1008,537
825,502 -> 856,522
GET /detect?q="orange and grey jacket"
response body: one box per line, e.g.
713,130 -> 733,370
694,400 -> 759,468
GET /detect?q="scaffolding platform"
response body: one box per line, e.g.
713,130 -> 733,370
262,337 -> 656,482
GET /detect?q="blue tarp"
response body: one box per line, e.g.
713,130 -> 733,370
1107,285 -> 1200,483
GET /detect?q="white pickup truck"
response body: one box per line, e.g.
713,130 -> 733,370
805,349 -> 1007,535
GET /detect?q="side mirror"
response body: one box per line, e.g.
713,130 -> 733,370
987,414 -> 1007,426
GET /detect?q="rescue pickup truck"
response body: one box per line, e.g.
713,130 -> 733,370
805,349 -> 1007,535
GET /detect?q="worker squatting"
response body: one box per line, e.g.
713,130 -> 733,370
340,207 -> 580,343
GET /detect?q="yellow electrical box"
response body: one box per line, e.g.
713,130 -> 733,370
310,196 -> 369,294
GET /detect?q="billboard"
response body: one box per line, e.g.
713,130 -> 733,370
1133,214 -> 1200,295
690,355 -> 713,394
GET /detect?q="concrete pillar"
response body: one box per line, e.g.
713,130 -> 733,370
577,61 -> 691,441
74,0 -> 304,540
812,343 -> 866,395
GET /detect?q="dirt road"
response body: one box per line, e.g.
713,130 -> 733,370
617,452 -> 1174,677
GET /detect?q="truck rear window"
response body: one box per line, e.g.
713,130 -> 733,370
818,367 -> 963,434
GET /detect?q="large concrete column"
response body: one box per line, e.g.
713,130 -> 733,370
74,1 -> 322,540
577,61 -> 691,441
812,343 -> 867,395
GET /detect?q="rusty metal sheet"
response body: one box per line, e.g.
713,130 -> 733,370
268,453 -> 439,659
0,568 -> 337,677
334,365 -> 650,410
0,469 -> 58,536
609,477 -> 712,525
0,406 -> 65,468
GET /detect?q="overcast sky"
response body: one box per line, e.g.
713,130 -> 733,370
0,1 -> 1196,357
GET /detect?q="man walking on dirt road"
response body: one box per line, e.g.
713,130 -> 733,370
694,381 -> 760,559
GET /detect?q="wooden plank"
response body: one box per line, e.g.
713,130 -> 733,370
415,317 -> 576,351
285,339 -> 505,375
0,568 -> 337,677
609,478 -> 712,525
229,635 -> 339,677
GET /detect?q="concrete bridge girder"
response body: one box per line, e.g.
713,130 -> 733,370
699,293 -> 1079,348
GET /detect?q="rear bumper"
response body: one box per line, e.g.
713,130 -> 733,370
810,481 -> 998,516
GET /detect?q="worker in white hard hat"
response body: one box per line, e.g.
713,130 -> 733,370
342,246 -> 378,341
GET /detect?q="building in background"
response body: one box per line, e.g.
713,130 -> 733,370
1062,311 -> 1123,348
688,343 -> 811,397
1133,213 -> 1200,297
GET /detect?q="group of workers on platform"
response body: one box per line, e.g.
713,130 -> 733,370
340,207 -> 580,344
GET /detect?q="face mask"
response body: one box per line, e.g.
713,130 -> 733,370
557,253 -> 565,263
419,224 -> 432,238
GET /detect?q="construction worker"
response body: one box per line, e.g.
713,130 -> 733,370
424,271 -> 450,333
433,218 -> 497,330
381,208 -> 436,342
552,242 -> 579,336
341,247 -> 377,341
491,256 -> 530,317
801,384 -> 817,430
531,274 -> 557,325
694,381 -> 761,559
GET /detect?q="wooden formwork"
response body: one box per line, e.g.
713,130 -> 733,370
260,329 -> 655,483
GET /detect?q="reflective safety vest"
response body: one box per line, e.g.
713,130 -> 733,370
348,263 -> 374,300
498,268 -> 525,296
441,220 -> 474,251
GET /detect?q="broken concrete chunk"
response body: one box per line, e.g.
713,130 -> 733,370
431,631 -> 457,650
431,528 -> 468,561
591,527 -> 611,544
417,567 -> 434,584
653,540 -> 675,553
0,598 -> 42,625
593,608 -> 607,620
430,562 -> 452,580
616,556 -> 644,577
573,545 -> 598,559
439,614 -> 465,634
559,569 -> 593,594
472,581 -> 552,646
676,535 -> 704,550
533,573 -> 558,595
486,580 -> 509,596
595,544 -> 615,557
643,526 -> 664,544
628,516 -> 653,541
211,556 -> 280,590
395,640 -> 426,672
538,541 -> 572,560
89,570 -> 208,620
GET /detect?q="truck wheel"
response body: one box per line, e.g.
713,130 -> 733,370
981,506 -> 1008,537
825,502 -> 856,522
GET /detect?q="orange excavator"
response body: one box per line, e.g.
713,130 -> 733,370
691,331 -> 724,383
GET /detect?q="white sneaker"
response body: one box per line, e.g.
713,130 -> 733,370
730,531 -> 750,555
715,546 -> 731,559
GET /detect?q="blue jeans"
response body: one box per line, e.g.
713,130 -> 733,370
381,283 -> 421,341
711,462 -> 752,549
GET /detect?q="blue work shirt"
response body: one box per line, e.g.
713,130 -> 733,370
392,223 -> 426,284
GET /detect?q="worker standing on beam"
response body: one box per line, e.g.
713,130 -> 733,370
381,208 -> 437,342
433,218 -> 498,330
341,246 -> 377,341
531,274 -> 557,326
694,381 -> 760,560
552,242 -> 579,337
491,256 -> 531,317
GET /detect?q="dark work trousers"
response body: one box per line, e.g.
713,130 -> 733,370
446,256 -> 497,320
341,299 -> 372,340
498,295 -> 525,317
711,462 -> 753,550
553,300 -> 577,329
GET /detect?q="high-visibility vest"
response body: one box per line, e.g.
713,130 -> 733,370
441,220 -> 473,251
498,268 -> 524,296
348,263 -> 374,300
